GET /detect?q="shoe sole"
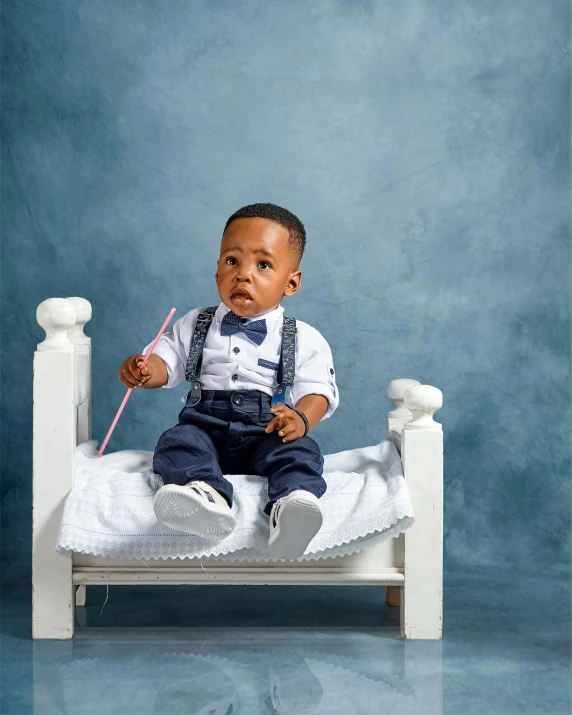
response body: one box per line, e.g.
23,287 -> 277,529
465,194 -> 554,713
154,485 -> 236,539
268,494 -> 323,559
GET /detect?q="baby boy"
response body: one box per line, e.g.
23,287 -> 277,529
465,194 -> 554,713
119,203 -> 338,558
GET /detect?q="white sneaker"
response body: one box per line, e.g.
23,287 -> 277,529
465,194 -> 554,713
268,490 -> 323,559
154,481 -> 236,539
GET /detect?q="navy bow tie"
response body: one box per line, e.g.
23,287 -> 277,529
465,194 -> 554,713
220,311 -> 267,346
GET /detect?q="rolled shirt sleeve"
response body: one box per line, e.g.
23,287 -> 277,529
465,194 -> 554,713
142,309 -> 200,388
288,323 -> 339,420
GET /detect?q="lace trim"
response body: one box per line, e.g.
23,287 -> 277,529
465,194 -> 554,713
56,502 -> 414,562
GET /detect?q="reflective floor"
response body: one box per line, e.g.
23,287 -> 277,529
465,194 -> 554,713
1,566 -> 570,714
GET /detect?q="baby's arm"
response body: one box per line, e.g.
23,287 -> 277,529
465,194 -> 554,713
118,310 -> 195,390
118,353 -> 168,389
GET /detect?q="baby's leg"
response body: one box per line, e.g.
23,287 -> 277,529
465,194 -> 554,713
249,433 -> 326,558
153,423 -> 233,508
248,433 -> 326,516
152,424 -> 236,538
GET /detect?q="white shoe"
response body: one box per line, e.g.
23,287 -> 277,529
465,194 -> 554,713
268,490 -> 323,559
154,481 -> 236,539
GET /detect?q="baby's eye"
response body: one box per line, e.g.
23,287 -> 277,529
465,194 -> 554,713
225,256 -> 238,265
258,261 -> 272,270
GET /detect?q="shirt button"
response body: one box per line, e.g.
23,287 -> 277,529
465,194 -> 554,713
233,347 -> 240,354
231,374 -> 238,381
240,317 -> 248,325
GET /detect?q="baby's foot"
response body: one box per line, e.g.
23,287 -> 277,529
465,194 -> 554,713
268,490 -> 323,559
154,481 -> 235,539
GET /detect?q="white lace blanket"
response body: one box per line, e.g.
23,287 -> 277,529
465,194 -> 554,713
56,439 -> 414,562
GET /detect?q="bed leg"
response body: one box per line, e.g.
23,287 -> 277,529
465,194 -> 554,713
75,585 -> 86,607
400,386 -> 443,640
33,300 -> 80,640
32,565 -> 75,640
386,586 -> 401,607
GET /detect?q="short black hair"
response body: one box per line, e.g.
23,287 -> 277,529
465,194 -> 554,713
223,203 -> 306,265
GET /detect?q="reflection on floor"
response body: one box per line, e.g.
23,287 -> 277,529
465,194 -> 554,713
33,629 -> 436,715
1,567 -> 570,714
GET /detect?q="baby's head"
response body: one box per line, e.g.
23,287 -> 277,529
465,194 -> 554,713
216,203 -> 305,317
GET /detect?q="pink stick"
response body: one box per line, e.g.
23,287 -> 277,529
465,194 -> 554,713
97,307 -> 176,457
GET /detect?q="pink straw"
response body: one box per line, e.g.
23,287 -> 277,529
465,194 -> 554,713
98,307 -> 177,457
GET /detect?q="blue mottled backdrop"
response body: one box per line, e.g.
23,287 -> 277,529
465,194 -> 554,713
1,0 -> 570,584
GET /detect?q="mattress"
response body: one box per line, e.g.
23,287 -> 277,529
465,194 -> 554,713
57,439 -> 414,562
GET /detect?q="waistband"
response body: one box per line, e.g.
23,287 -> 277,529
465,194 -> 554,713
187,389 -> 273,407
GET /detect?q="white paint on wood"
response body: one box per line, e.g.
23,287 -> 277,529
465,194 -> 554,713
386,379 -> 421,453
400,389 -> 443,639
75,585 -> 86,607
36,298 -> 76,353
67,298 -> 92,445
66,297 -> 92,339
33,347 -> 76,638
73,566 -> 405,586
403,385 -> 443,432
32,298 -> 92,639
387,378 -> 421,422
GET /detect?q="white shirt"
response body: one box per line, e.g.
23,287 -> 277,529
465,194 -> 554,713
143,302 -> 339,420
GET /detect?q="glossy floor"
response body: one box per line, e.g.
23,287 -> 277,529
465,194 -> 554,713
2,567 -> 570,714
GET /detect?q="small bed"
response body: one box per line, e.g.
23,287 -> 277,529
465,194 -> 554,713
32,297 -> 443,640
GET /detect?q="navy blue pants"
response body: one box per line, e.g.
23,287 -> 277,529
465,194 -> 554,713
153,389 -> 326,516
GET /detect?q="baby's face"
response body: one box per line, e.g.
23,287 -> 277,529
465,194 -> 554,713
216,217 -> 301,317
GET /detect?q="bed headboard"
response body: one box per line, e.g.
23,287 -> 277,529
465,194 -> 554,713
33,297 -> 91,638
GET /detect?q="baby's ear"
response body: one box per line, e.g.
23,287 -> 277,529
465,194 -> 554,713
284,270 -> 302,296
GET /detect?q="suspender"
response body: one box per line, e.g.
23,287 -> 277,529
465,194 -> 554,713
184,306 -> 217,406
272,315 -> 297,407
184,307 -> 296,407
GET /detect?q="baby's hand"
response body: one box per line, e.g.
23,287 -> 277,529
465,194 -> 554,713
265,404 -> 306,443
118,354 -> 152,389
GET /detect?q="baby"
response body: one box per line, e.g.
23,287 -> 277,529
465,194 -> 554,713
119,203 -> 338,558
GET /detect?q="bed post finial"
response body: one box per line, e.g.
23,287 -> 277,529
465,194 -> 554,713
388,379 -> 421,420
66,297 -> 92,339
36,298 -> 76,352
403,385 -> 443,431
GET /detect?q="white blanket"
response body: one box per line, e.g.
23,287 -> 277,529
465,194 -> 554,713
57,439 -> 414,562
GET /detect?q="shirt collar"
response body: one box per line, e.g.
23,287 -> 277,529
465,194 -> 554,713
214,301 -> 284,327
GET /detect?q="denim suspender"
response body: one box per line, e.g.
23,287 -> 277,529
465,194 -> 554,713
271,316 -> 297,407
184,308 -> 297,407
184,306 -> 217,406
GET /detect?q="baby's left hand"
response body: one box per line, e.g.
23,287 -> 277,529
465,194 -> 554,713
265,404 -> 306,443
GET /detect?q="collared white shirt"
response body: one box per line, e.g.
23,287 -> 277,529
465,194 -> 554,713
143,302 -> 339,420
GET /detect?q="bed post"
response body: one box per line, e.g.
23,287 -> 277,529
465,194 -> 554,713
386,378 -> 421,449
400,385 -> 443,639
32,298 -> 91,638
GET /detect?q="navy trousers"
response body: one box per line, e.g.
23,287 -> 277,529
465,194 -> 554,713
153,389 -> 326,516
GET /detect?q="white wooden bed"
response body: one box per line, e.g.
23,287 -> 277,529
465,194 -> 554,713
32,297 -> 443,640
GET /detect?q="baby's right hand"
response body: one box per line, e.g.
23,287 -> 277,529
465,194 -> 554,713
118,354 -> 152,389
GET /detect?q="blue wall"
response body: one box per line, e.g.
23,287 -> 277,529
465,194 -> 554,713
1,0 -> 570,581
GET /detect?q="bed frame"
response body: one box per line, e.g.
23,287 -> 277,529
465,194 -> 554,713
32,297 -> 443,640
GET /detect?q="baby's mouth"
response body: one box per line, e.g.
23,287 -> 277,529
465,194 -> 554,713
230,287 -> 253,305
